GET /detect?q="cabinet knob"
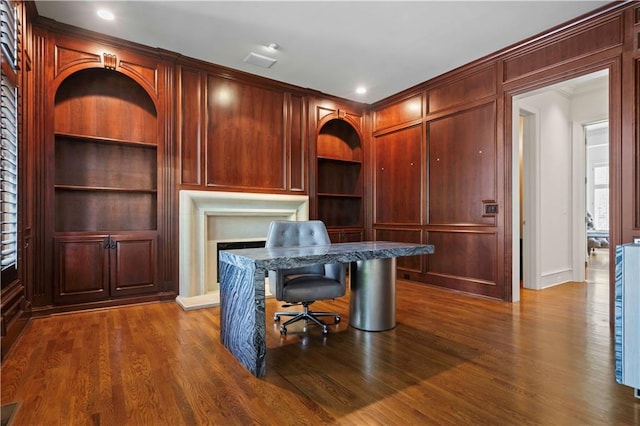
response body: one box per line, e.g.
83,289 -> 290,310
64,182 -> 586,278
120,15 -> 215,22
104,237 -> 117,249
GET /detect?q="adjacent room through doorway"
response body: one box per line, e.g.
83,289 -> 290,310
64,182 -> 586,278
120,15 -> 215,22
512,69 -> 609,303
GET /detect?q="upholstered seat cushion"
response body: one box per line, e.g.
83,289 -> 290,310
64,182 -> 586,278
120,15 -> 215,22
281,274 -> 344,302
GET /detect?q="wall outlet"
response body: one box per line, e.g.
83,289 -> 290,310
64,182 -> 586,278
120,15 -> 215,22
634,237 -> 640,244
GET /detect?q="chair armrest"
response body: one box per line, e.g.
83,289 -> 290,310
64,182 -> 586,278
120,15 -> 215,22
324,263 -> 347,294
268,269 -> 286,300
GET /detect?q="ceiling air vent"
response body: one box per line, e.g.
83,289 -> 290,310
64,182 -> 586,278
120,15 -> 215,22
243,52 -> 277,69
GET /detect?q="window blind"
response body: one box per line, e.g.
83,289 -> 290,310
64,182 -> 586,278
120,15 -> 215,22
1,0 -> 18,275
0,0 -> 18,68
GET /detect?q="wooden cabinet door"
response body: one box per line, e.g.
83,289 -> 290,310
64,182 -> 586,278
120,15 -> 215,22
328,229 -> 363,243
54,233 -> 157,304
109,233 -> 157,297
374,125 -> 422,225
54,235 -> 109,304
339,230 -> 363,242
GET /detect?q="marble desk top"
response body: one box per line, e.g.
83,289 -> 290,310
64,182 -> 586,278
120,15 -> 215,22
218,241 -> 435,271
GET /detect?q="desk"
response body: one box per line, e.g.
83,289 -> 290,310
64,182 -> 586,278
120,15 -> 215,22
218,241 -> 434,377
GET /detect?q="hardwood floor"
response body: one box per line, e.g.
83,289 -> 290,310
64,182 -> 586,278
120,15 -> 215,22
2,255 -> 638,425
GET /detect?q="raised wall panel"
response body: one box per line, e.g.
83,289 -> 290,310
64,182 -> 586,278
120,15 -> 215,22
428,103 -> 497,226
374,125 -> 422,225
317,105 -> 338,123
427,230 -> 499,297
54,44 -> 102,77
179,67 -> 202,185
428,66 -> 496,114
117,60 -> 159,96
503,17 -> 623,82
31,30 -> 48,302
374,228 -> 423,272
206,76 -> 285,190
289,94 -> 305,191
373,94 -> 422,132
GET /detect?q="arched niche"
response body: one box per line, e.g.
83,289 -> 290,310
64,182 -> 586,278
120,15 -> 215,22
54,68 -> 157,144
317,118 -> 362,162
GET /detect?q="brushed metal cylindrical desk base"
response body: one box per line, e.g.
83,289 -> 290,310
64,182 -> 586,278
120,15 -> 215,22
349,258 -> 396,331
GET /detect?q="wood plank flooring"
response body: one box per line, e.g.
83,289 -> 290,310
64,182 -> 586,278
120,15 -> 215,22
2,250 -> 638,425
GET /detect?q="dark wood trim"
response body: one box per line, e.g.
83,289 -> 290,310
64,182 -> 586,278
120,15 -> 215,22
28,292 -> 178,318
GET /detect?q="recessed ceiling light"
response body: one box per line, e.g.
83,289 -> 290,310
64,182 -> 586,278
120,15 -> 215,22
356,86 -> 367,95
265,43 -> 279,51
97,9 -> 115,21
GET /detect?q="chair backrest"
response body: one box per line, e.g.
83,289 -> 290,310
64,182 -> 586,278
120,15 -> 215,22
266,220 -> 331,247
265,220 -> 343,298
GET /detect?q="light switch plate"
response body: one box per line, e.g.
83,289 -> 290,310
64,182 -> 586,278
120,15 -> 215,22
482,202 -> 499,216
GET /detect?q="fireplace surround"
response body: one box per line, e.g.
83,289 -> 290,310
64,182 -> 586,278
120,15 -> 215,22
177,190 -> 309,310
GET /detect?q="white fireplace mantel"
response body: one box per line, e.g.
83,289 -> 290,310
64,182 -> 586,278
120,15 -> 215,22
177,190 -> 309,310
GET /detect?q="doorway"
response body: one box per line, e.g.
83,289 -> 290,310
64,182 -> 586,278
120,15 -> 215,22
511,70 -> 609,301
584,121 -> 610,299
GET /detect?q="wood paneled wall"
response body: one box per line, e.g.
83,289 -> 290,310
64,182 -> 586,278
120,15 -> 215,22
372,67 -> 503,298
370,2 -> 639,302
176,64 -> 308,193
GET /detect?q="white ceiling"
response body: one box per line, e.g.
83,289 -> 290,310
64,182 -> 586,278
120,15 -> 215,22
34,1 -> 611,104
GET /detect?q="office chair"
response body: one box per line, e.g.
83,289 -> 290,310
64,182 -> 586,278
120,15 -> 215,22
265,220 -> 346,335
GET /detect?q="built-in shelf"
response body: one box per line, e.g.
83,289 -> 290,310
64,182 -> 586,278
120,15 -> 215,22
51,65 -> 161,304
53,68 -> 158,233
317,193 -> 363,198
54,131 -> 156,147
55,135 -> 157,192
55,185 -> 157,193
316,118 -> 363,234
317,155 -> 362,165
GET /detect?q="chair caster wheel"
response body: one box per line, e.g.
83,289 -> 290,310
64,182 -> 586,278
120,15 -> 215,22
322,326 -> 329,335
274,314 -> 280,322
280,326 -> 287,335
